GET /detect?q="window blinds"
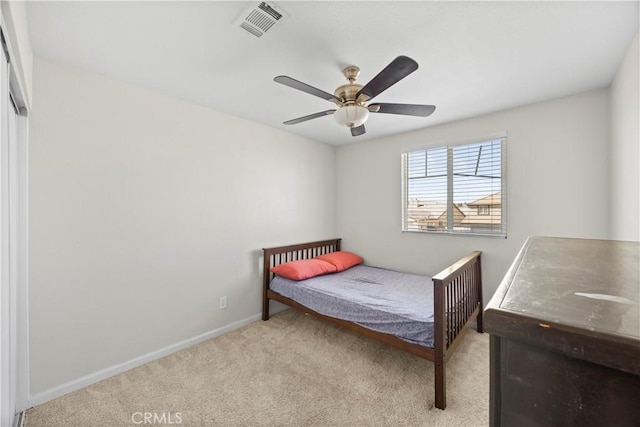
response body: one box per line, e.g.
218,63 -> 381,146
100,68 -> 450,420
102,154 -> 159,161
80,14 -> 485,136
402,135 -> 506,237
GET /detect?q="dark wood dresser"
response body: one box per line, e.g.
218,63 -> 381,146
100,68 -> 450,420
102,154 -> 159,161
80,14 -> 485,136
485,237 -> 640,427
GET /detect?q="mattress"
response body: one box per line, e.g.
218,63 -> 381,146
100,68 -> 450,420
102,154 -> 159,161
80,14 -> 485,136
269,264 -> 435,347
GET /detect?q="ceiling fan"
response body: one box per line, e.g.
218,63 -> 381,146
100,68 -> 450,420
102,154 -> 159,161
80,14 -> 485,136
274,56 -> 435,137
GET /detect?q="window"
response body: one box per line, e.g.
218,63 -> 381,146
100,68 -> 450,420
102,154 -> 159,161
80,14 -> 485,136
402,133 -> 506,237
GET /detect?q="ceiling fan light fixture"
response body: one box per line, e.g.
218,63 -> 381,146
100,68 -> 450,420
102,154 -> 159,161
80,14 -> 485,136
333,105 -> 369,128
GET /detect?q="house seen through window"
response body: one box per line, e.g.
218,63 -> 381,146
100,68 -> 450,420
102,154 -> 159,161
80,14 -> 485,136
402,134 -> 506,237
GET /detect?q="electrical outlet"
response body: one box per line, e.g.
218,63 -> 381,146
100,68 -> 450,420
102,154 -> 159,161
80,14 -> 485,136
219,296 -> 227,310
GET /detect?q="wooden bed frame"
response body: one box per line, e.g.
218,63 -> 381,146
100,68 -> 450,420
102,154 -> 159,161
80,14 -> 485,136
262,238 -> 484,410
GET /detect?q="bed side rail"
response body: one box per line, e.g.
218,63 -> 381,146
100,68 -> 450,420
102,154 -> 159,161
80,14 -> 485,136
432,251 -> 483,351
262,238 -> 341,320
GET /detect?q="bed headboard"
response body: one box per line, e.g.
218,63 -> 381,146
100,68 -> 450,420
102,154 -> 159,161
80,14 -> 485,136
261,238 -> 341,321
262,238 -> 341,286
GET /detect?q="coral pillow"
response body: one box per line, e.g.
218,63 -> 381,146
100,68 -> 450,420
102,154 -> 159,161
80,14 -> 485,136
270,259 -> 337,281
315,251 -> 364,272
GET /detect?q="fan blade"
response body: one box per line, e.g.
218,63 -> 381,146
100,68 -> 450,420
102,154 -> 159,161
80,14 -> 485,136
283,110 -> 335,125
351,124 -> 366,137
355,56 -> 418,101
369,103 -> 436,117
274,76 -> 342,104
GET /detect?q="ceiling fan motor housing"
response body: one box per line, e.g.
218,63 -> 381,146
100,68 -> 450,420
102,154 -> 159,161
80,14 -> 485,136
335,65 -> 370,104
334,83 -> 365,105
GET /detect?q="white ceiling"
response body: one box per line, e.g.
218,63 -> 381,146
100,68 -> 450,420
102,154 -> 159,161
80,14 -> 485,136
26,1 -> 639,146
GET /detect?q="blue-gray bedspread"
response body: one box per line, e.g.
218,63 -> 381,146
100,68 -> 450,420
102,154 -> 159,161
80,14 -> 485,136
270,265 -> 435,348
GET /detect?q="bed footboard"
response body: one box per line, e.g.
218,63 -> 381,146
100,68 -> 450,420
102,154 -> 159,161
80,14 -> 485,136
432,251 -> 484,409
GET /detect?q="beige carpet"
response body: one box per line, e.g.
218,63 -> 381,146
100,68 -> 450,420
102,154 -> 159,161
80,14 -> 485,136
26,309 -> 489,426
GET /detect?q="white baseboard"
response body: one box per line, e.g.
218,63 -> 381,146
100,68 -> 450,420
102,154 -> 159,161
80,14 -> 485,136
27,313 -> 263,408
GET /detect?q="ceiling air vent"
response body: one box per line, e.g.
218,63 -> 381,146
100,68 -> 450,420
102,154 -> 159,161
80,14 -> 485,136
235,2 -> 288,38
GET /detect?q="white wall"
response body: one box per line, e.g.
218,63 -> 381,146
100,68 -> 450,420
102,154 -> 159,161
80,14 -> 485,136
610,33 -> 639,242
29,57 -> 335,395
335,89 -> 610,301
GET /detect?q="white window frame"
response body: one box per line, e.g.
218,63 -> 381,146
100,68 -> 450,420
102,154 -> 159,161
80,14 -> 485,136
401,132 -> 507,238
